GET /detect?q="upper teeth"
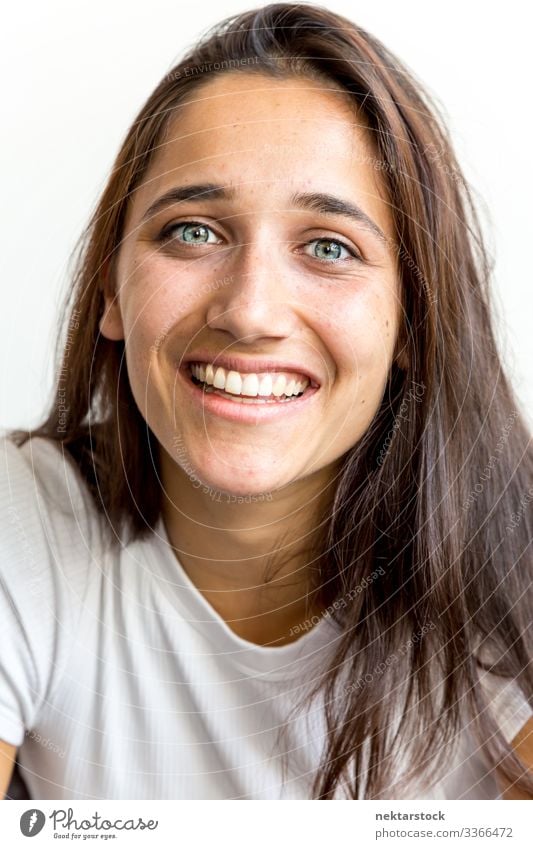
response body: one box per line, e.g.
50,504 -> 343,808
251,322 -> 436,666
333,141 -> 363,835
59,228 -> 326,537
189,362 -> 310,397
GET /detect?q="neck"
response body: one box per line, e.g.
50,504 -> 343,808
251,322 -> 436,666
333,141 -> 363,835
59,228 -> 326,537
158,445 -> 339,646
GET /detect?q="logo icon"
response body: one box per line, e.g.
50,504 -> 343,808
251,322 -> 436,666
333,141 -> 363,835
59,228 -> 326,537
20,809 -> 46,837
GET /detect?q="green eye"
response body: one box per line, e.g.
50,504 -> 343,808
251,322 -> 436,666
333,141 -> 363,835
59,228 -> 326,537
157,223 -> 362,263
161,221 -> 220,245
307,238 -> 355,262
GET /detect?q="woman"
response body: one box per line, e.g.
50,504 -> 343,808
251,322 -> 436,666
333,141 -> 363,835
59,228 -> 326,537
1,2 -> 532,800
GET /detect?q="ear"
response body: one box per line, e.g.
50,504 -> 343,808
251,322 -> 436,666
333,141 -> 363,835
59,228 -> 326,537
98,258 -> 124,341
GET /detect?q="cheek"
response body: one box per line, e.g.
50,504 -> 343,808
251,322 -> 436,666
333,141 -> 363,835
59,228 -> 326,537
319,282 -> 399,377
319,287 -> 399,451
123,309 -> 164,376
119,285 -> 181,407
120,259 -> 189,356
119,253 -> 218,357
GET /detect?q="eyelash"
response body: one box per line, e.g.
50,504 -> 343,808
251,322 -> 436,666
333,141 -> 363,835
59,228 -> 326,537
157,220 -> 364,263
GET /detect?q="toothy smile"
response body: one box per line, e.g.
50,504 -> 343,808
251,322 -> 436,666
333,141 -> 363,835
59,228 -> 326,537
187,362 -> 312,403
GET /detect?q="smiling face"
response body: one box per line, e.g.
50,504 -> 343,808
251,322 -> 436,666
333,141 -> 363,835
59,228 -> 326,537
100,72 -> 404,497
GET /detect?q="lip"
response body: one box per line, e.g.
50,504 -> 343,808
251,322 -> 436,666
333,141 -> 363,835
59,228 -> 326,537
177,361 -> 320,424
181,352 -> 322,388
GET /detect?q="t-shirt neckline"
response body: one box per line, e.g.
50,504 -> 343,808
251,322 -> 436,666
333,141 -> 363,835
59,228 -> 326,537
142,514 -> 337,678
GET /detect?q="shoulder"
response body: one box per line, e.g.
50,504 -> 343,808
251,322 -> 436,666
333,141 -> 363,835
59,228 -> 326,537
501,716 -> 533,799
475,651 -> 533,799
0,434 -> 103,744
1,433 -> 92,519
0,433 -> 102,609
476,665 -> 533,746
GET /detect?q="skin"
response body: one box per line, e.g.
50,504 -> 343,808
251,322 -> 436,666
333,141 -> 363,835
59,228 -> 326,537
99,72 -> 405,646
500,717 -> 533,800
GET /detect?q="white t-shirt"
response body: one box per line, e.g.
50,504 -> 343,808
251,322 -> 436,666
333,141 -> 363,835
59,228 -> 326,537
0,435 -> 531,800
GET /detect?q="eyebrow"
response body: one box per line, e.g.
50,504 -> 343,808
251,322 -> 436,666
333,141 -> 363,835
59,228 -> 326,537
140,182 -> 387,244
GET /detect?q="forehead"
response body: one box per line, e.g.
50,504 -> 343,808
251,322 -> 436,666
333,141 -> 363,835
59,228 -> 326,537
132,73 -> 393,235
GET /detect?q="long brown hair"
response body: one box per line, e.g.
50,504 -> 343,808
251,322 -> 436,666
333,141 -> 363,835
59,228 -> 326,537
10,3 -> 533,798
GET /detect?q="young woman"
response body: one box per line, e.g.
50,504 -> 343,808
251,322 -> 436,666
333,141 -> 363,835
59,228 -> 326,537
1,2 -> 532,800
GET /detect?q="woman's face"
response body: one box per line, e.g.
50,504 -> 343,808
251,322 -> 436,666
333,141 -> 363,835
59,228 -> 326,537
101,73 -> 403,497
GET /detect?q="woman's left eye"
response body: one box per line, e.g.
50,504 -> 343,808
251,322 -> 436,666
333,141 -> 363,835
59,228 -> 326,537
304,238 -> 360,262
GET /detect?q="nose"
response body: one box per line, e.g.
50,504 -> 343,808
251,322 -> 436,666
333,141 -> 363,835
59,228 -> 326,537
204,234 -> 300,344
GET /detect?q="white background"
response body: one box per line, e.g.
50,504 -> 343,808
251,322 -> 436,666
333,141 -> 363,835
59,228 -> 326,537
1,0 -> 531,431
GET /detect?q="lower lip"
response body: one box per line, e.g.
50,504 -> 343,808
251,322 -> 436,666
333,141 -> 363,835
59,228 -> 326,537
177,366 -> 320,424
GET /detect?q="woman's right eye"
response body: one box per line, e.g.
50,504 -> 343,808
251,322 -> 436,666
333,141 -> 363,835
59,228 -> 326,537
159,221 -> 221,246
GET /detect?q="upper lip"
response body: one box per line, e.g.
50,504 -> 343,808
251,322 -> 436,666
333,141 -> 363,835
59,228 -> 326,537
181,352 -> 321,388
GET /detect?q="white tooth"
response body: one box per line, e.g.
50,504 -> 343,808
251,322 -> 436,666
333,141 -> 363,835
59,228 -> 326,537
241,373 -> 259,396
213,366 -> 226,389
199,363 -> 310,398
258,374 -> 273,396
225,370 -> 242,394
272,375 -> 287,397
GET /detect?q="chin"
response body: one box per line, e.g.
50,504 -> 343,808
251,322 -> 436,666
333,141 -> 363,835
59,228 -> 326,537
185,462 -> 279,500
